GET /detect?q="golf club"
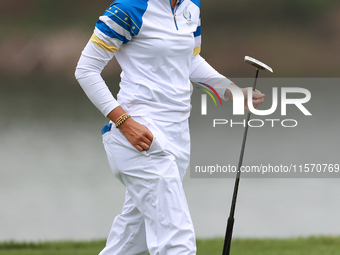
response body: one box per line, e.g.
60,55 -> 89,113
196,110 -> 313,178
222,56 -> 273,255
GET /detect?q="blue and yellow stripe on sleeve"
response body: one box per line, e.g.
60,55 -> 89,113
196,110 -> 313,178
193,14 -> 201,56
95,0 -> 148,48
90,33 -> 118,53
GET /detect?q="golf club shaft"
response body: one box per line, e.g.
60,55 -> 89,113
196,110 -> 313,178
222,68 -> 259,255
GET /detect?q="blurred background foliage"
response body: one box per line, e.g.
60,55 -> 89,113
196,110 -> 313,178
0,0 -> 339,80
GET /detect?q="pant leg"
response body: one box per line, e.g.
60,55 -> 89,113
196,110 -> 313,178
99,191 -> 148,255
102,118 -> 196,255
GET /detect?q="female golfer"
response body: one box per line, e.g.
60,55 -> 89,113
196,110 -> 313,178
75,0 -> 264,254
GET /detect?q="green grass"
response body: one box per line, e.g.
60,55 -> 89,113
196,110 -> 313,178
1,237 -> 340,255
197,237 -> 340,255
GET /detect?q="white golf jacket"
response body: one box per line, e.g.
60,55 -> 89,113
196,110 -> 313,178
75,0 -> 232,121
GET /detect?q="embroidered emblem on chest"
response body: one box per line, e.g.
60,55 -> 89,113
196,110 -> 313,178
183,7 -> 193,26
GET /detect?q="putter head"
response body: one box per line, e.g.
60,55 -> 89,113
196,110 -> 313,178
244,56 -> 273,73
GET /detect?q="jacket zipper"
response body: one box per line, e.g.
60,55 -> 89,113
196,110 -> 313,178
170,0 -> 179,30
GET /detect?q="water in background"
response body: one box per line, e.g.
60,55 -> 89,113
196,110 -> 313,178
0,76 -> 339,242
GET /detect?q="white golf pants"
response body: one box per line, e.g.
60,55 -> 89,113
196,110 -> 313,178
100,116 -> 196,255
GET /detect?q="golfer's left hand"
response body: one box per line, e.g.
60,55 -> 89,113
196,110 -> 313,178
242,88 -> 265,113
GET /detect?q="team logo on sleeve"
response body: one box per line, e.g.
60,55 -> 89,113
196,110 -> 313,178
183,7 -> 193,26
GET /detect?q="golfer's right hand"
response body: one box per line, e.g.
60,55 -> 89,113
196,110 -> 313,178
242,88 -> 265,113
118,117 -> 154,152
